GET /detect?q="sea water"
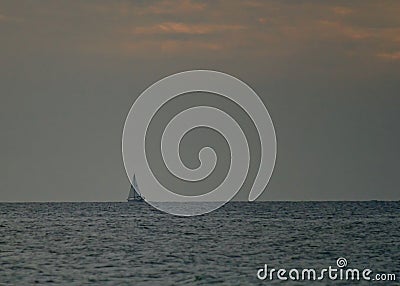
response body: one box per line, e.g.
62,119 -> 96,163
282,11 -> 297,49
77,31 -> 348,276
0,202 -> 399,285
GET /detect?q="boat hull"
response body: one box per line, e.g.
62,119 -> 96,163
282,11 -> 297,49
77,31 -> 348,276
127,198 -> 144,202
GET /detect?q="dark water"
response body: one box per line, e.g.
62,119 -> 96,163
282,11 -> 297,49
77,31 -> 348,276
0,202 -> 399,285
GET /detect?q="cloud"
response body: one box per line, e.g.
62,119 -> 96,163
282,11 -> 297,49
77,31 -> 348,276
332,7 -> 353,16
122,39 -> 214,53
378,51 -> 400,61
84,0 -> 205,17
2,0 -> 400,69
0,13 -> 23,23
258,18 -> 268,24
134,22 -> 245,35
160,40 -> 223,52
318,20 -> 374,40
136,0 -> 206,15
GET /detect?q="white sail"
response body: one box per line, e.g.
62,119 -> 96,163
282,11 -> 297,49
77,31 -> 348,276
127,174 -> 144,201
132,175 -> 139,193
128,184 -> 136,199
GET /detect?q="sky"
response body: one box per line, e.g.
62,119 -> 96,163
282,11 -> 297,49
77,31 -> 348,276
0,0 -> 399,202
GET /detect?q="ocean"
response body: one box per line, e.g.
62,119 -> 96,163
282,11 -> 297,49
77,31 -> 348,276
0,202 -> 399,285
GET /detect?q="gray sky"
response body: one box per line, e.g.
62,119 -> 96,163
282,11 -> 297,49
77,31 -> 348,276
0,0 -> 399,202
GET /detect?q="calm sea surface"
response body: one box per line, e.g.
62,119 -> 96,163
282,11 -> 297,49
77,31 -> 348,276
0,202 -> 399,285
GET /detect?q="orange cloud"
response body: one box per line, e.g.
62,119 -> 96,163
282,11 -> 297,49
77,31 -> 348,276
86,0 -> 205,17
319,20 -> 373,40
378,52 -> 400,61
137,0 -> 206,15
0,13 -> 23,22
160,40 -> 223,53
134,22 -> 245,35
111,38 -> 225,57
258,18 -> 268,24
332,7 -> 353,16
73,1 -> 400,62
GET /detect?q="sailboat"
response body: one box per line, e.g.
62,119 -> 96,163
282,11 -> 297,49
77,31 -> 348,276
127,174 -> 144,202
